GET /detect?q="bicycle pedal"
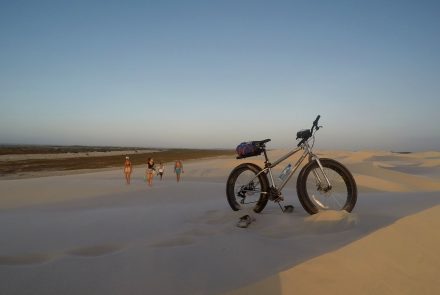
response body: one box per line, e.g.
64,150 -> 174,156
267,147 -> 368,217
273,196 -> 284,203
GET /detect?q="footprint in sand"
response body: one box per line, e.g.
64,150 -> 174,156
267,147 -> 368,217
0,244 -> 126,266
149,236 -> 195,248
147,209 -> 243,249
0,253 -> 58,266
66,244 -> 125,257
303,210 -> 359,234
188,209 -> 237,225
183,227 -> 218,237
259,211 -> 359,239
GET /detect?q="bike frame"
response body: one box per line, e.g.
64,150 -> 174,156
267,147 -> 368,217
254,141 -> 332,195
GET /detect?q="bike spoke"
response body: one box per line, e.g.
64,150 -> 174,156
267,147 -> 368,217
330,193 -> 343,208
311,194 -> 329,209
234,170 -> 263,210
306,167 -> 348,211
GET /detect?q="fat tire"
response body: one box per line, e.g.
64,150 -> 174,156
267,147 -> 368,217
296,158 -> 357,215
226,163 -> 269,213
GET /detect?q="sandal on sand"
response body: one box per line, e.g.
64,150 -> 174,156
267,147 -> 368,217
284,205 -> 294,213
237,215 -> 255,228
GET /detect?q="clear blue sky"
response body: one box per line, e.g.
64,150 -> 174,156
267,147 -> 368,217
1,0 -> 439,150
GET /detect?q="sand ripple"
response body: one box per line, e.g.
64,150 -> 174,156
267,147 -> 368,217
67,244 -> 124,257
0,253 -> 56,266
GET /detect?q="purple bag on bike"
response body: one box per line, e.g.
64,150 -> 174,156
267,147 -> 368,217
236,142 -> 262,158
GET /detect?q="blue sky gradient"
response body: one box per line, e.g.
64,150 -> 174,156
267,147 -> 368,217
1,0 -> 439,150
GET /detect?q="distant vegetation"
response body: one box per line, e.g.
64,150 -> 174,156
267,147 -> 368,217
0,145 -> 155,155
0,146 -> 235,176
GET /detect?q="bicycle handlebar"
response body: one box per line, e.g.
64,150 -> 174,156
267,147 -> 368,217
296,115 -> 321,147
311,114 -> 321,132
313,115 -> 320,127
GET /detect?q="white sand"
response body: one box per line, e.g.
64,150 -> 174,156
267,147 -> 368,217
227,205 -> 440,295
0,150 -> 439,295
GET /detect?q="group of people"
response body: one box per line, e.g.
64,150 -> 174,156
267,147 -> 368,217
123,156 -> 184,186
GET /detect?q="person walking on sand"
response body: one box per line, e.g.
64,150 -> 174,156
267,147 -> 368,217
124,156 -> 132,184
157,162 -> 164,181
174,160 -> 184,182
146,157 -> 155,187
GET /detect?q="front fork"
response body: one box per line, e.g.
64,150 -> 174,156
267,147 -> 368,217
306,148 -> 332,191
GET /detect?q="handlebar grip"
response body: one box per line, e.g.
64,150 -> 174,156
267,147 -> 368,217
313,115 -> 321,126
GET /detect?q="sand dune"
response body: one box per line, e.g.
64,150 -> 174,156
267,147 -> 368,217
227,205 -> 440,295
0,150 -> 438,294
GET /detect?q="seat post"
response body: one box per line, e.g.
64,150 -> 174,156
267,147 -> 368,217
262,147 -> 270,164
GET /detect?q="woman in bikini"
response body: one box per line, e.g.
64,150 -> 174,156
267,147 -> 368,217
146,158 -> 155,187
174,160 -> 184,182
124,156 -> 132,184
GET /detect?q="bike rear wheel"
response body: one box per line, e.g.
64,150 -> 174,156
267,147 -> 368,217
226,163 -> 269,213
297,158 -> 357,214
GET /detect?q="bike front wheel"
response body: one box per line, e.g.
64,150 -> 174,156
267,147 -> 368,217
297,158 -> 357,214
226,163 -> 269,213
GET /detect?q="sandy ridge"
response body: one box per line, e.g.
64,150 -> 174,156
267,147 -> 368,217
226,205 -> 440,295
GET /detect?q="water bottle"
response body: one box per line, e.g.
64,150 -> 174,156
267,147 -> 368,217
278,163 -> 292,181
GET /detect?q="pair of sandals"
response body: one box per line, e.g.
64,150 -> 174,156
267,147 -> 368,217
236,205 -> 295,228
237,215 -> 255,228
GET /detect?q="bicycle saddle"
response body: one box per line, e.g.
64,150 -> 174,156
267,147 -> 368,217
254,139 -> 271,146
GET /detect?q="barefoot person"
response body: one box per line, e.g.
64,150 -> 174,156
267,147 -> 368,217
123,156 -> 132,184
146,158 -> 155,187
174,160 -> 184,182
157,162 -> 164,181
